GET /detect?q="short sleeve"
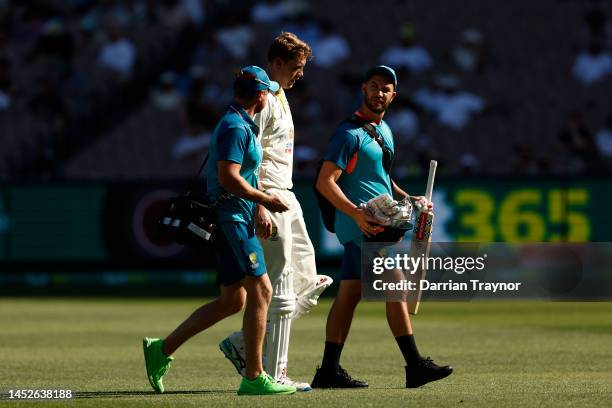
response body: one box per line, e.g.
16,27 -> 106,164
216,126 -> 249,164
324,128 -> 359,171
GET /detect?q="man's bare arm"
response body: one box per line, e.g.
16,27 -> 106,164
391,179 -> 410,201
315,161 -> 382,237
218,160 -> 288,213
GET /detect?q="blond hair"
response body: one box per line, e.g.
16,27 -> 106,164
267,32 -> 312,63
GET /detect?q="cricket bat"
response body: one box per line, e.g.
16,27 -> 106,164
408,160 -> 437,315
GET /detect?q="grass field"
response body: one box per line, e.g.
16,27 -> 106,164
1,298 -> 611,407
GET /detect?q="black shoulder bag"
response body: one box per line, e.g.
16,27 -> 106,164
158,153 -> 220,247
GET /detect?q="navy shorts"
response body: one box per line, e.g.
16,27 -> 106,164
342,238 -> 398,281
214,221 -> 267,286
341,239 -> 362,280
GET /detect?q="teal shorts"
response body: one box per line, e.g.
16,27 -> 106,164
342,238 -> 399,281
214,221 -> 267,286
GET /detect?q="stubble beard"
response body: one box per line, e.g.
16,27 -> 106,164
364,96 -> 388,114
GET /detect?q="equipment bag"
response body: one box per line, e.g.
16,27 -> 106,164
158,153 -> 219,247
313,159 -> 338,232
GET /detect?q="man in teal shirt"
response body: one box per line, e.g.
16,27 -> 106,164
313,66 -> 453,389
143,66 -> 297,396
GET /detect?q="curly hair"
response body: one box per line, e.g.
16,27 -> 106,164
267,32 -> 312,63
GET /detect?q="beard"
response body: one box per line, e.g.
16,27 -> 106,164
364,95 -> 390,114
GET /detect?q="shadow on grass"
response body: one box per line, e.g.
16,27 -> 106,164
73,390 -> 235,399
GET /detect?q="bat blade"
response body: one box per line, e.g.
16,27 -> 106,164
408,210 -> 434,314
408,160 -> 437,315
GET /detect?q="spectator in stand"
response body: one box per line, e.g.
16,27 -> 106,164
384,97 -> 421,142
192,29 -> 232,67
380,24 -> 432,76
27,18 -> 75,80
216,15 -> 255,61
557,110 -> 600,174
311,20 -> 350,68
157,0 -> 204,28
414,137 -> 439,176
173,67 -> 219,161
572,40 -> 612,85
413,75 -> 485,130
511,143 -> 539,175
28,77 -> 67,127
281,12 -> 321,46
458,153 -> 480,175
452,28 -> 487,73
0,56 -> 11,111
251,0 -> 309,24
181,0 -> 206,25
251,0 -> 288,24
583,2 -> 612,48
152,71 -> 182,111
595,112 -> 612,170
98,24 -> 136,78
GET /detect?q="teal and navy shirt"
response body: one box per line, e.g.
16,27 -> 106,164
324,118 -> 395,244
207,103 -> 262,224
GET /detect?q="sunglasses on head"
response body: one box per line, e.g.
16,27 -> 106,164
236,71 -> 269,88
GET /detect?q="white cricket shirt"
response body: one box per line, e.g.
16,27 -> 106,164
254,88 -> 295,190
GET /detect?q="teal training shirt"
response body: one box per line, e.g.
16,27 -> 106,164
323,118 -> 395,244
207,103 -> 262,224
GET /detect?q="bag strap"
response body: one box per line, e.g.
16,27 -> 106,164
183,152 -> 210,196
196,152 -> 210,178
349,114 -> 385,150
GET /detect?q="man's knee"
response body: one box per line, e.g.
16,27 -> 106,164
219,289 -> 246,315
245,274 -> 273,304
261,278 -> 272,304
339,280 -> 362,306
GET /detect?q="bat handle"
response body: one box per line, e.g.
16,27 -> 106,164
425,160 -> 437,201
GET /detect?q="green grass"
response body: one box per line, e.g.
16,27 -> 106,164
1,299 -> 611,407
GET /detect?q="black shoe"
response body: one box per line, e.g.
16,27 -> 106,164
311,365 -> 369,388
405,357 -> 453,388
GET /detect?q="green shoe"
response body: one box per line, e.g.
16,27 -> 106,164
238,372 -> 297,396
143,337 -> 174,393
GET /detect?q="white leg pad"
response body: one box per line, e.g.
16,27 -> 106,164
292,275 -> 333,320
264,266 -> 296,380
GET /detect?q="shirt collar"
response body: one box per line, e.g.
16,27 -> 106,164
229,102 -> 259,133
354,110 -> 382,125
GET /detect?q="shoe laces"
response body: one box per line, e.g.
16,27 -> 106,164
158,361 -> 171,377
420,357 -> 435,368
157,356 -> 172,377
277,375 -> 291,385
337,366 -> 354,381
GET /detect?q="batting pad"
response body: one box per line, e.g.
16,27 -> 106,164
264,266 -> 295,380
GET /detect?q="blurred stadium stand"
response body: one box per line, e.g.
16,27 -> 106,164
2,1 -> 612,294
1,0 -> 611,182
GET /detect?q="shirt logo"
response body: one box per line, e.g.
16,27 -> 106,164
249,252 -> 259,269
271,226 -> 279,241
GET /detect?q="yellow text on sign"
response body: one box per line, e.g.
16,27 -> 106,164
454,188 -> 590,242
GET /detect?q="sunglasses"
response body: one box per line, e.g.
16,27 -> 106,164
236,71 -> 270,88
